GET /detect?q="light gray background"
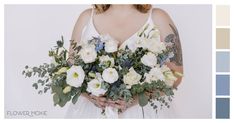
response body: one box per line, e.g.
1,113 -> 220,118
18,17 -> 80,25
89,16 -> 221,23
5,4 -> 212,118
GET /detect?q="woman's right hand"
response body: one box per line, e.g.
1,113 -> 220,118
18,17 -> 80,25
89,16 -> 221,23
82,93 -> 107,110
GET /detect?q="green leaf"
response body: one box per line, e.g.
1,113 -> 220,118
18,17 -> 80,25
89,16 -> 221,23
32,83 -> 38,89
51,85 -> 62,94
138,92 -> 148,107
53,93 -> 60,105
72,89 -> 81,104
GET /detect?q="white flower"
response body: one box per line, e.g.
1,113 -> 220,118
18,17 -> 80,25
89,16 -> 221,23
150,28 -> 160,39
161,65 -> 177,87
145,39 -> 166,54
63,86 -> 72,94
79,44 -> 97,63
66,66 -> 85,88
141,52 -> 157,67
87,79 -> 107,96
55,67 -> 68,74
100,35 -> 118,53
102,68 -> 119,83
126,37 -> 143,52
123,67 -> 142,89
104,40 -> 118,53
144,67 -> 165,83
99,55 -> 115,67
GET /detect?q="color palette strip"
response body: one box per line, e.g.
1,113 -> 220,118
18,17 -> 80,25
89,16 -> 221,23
215,5 -> 230,119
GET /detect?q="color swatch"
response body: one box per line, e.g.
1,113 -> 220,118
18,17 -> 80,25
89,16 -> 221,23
216,98 -> 230,119
216,52 -> 230,72
215,5 -> 230,119
216,75 -> 230,95
216,5 -> 230,26
216,28 -> 230,49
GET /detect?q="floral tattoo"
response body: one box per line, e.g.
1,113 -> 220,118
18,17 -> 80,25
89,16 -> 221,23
164,24 -> 183,66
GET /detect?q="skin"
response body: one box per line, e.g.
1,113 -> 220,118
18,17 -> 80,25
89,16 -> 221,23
69,4 -> 183,113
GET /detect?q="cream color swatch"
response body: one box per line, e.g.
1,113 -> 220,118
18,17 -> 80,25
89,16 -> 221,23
216,28 -> 230,49
216,6 -> 230,26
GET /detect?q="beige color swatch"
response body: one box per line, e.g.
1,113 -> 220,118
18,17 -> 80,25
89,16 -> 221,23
216,6 -> 230,26
216,28 -> 230,49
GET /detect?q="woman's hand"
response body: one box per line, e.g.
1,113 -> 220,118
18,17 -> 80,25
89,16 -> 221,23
165,62 -> 183,88
82,93 -> 107,110
107,96 -> 138,113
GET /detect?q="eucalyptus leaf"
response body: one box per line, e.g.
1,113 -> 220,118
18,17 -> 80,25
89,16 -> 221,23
138,93 -> 148,107
32,83 -> 38,90
72,90 -> 81,104
53,93 -> 60,105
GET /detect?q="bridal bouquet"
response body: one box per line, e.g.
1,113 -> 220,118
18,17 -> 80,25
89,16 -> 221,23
23,24 -> 181,118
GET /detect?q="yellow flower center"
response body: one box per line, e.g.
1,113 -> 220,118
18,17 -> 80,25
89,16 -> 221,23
73,72 -> 79,78
109,70 -> 113,75
95,83 -> 100,88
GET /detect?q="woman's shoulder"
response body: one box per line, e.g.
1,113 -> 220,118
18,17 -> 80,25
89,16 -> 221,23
71,8 -> 92,41
76,8 -> 92,26
151,8 -> 175,26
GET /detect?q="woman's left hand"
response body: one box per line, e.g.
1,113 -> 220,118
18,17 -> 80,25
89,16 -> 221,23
107,97 -> 138,113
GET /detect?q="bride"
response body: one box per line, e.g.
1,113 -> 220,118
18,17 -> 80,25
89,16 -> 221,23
65,4 -> 183,118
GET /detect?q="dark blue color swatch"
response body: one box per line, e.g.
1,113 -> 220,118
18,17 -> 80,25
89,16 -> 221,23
216,98 -> 230,119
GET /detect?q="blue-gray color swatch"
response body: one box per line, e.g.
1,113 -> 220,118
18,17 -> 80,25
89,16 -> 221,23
216,75 -> 230,95
216,98 -> 230,119
216,52 -> 230,72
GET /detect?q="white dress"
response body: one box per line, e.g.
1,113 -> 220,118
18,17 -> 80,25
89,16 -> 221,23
65,8 -> 176,119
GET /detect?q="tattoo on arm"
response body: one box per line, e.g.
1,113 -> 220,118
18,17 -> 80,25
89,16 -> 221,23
164,24 -> 183,66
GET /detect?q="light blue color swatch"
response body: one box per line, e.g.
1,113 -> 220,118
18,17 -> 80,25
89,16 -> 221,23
216,52 -> 230,72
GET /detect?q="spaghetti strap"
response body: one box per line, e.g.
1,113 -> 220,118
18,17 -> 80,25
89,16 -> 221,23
147,8 -> 155,24
90,8 -> 95,19
148,8 -> 153,20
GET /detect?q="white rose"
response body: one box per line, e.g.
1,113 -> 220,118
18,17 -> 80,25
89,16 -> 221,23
66,66 -> 85,88
126,37 -> 143,52
150,28 -> 160,39
144,67 -> 165,83
87,79 -> 107,96
141,52 -> 157,67
99,55 -> 115,67
123,67 -> 142,89
63,86 -> 72,94
161,65 -> 177,87
79,44 -> 97,63
102,68 -> 119,83
100,34 -> 118,53
105,40 -> 118,53
144,39 -> 166,54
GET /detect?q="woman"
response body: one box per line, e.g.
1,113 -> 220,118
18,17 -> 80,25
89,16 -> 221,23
66,4 -> 183,118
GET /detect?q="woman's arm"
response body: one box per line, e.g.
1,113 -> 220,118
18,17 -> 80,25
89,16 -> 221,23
68,9 -> 92,64
68,9 -> 108,108
152,8 -> 184,88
